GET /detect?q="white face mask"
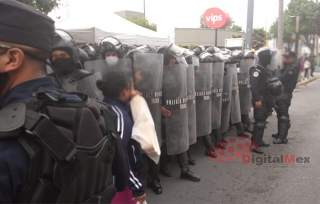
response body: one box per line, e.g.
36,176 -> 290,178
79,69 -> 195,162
105,56 -> 118,67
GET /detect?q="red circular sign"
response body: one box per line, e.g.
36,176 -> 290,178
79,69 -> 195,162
203,8 -> 230,29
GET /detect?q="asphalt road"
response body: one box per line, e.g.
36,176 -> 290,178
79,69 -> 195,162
141,76 -> 320,204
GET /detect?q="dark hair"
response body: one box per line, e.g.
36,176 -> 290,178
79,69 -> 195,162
96,70 -> 130,98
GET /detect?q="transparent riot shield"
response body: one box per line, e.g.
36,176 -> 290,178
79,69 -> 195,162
84,58 -> 132,77
221,74 -> 232,133
227,63 -> 241,124
60,71 -> 103,100
211,62 -> 224,129
195,62 -> 212,137
186,57 -> 198,145
162,57 -> 189,155
239,58 -> 254,114
133,53 -> 164,147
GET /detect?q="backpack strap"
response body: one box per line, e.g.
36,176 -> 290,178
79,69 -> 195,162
24,109 -> 77,161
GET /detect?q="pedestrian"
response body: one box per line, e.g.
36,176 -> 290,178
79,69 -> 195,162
309,55 -> 317,77
273,51 -> 300,144
0,0 -> 129,203
304,56 -> 311,80
97,70 -> 147,204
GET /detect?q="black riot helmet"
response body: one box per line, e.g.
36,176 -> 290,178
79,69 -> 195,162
231,50 -> 243,60
81,44 -> 97,60
100,36 -> 124,59
123,44 -> 137,55
199,52 -> 213,63
137,45 -> 158,53
192,45 -> 205,56
50,29 -> 79,65
244,50 -> 255,59
222,54 -> 235,64
256,48 -> 273,67
126,49 -> 144,62
266,78 -> 284,99
212,53 -> 223,63
157,44 -> 187,65
205,46 -> 220,54
78,48 -> 89,68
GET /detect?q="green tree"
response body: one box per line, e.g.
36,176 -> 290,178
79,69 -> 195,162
178,44 -> 183,48
232,34 -> 243,38
125,15 -> 157,31
200,15 -> 210,28
225,19 -> 243,32
188,44 -> 195,50
252,28 -> 267,50
17,0 -> 60,14
269,0 -> 320,53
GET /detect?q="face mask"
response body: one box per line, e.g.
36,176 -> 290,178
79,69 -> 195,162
52,58 -> 76,76
105,56 -> 118,67
0,73 -> 9,94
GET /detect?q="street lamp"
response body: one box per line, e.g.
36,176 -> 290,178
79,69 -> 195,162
291,16 -> 300,63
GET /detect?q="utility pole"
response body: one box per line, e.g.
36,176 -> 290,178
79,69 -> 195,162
143,0 -> 146,18
277,0 -> 284,50
245,0 -> 254,50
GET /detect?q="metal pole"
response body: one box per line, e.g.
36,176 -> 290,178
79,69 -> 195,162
245,0 -> 254,50
294,16 -> 300,63
277,0 -> 284,50
143,0 -> 146,18
215,29 -> 218,46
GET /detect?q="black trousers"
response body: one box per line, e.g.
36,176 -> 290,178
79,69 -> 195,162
252,102 -> 268,144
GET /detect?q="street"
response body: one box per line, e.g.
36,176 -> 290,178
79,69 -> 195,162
142,76 -> 320,204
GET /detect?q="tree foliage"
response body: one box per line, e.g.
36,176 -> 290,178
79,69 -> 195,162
126,15 -> 157,31
188,44 -> 196,50
232,34 -> 243,38
269,0 -> 320,53
17,0 -> 60,14
252,28 -> 267,50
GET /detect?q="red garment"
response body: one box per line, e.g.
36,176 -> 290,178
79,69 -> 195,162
112,187 -> 136,204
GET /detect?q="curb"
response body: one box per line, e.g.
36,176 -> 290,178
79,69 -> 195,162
296,77 -> 318,86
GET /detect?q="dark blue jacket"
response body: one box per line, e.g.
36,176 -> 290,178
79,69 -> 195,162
0,77 -> 129,203
250,64 -> 268,102
103,97 -> 145,198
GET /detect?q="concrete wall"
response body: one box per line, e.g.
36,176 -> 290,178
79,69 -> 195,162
114,10 -> 144,19
174,28 -> 245,47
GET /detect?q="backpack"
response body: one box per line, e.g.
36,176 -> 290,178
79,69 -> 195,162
0,90 -> 119,203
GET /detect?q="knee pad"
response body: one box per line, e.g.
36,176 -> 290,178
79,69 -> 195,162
279,116 -> 290,123
256,121 -> 265,129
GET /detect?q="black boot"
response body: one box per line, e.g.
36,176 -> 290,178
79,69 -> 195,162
202,135 -> 217,158
147,158 -> 162,194
159,145 -> 172,177
235,122 -> 250,138
176,152 -> 200,182
251,121 -> 265,154
221,132 -> 228,144
187,150 -> 196,165
242,114 -> 253,133
273,116 -> 290,145
212,128 -> 226,150
272,133 -> 278,138
259,140 -> 270,147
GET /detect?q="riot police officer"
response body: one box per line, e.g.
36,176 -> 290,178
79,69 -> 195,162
127,48 -> 164,194
0,1 -> 129,202
250,48 -> 283,154
273,51 -> 299,144
100,36 -> 124,60
81,44 -> 98,60
158,44 -> 200,182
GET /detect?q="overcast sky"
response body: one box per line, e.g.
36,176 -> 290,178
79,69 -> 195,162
49,0 -> 291,35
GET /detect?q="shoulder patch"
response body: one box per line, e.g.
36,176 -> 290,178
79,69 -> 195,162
289,71 -> 293,75
253,72 -> 259,77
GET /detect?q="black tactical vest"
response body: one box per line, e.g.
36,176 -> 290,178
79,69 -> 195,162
0,91 -> 118,203
281,63 -> 300,93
